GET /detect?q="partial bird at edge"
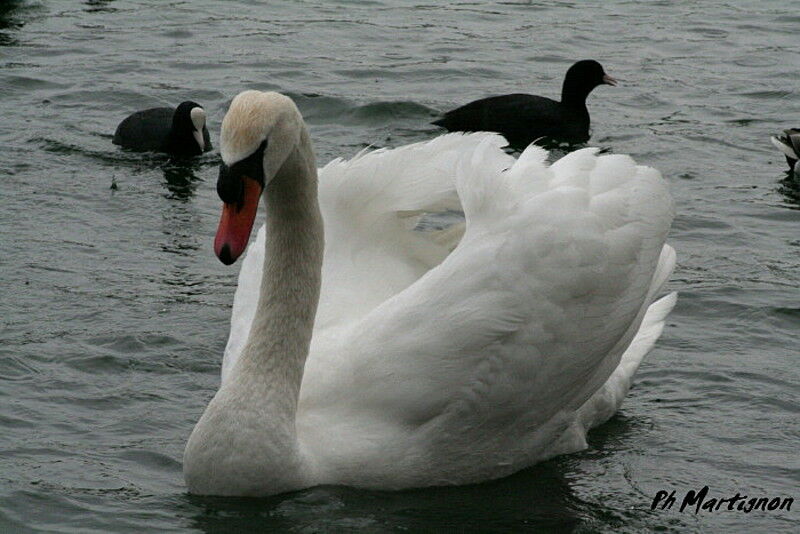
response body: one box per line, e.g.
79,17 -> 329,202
771,128 -> 800,175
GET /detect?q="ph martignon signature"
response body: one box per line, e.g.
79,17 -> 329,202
651,486 -> 793,514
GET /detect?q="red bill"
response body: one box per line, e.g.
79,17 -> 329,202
213,176 -> 262,265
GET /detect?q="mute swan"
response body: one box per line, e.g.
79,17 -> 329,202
184,90 -> 676,497
432,60 -> 617,148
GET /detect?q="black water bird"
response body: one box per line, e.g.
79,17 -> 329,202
113,101 -> 212,157
771,128 -> 800,175
432,60 -> 617,148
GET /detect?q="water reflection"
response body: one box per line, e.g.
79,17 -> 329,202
84,0 -> 117,14
777,171 -> 800,209
0,0 -> 25,46
162,159 -> 203,202
177,390 -> 655,532
181,418 -> 654,534
184,460 -> 591,533
158,160 -> 205,302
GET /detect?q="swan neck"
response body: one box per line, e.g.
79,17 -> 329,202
238,126 -> 323,409
184,122 -> 322,496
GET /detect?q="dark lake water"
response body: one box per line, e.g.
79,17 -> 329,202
1,1 -> 798,532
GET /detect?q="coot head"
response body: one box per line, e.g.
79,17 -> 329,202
170,101 -> 208,155
561,60 -> 617,106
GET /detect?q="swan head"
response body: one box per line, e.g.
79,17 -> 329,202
214,91 -> 304,265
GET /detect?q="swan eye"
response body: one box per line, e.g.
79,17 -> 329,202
217,140 -> 268,204
217,163 -> 244,205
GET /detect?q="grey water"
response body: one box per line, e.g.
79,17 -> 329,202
1,0 -> 798,532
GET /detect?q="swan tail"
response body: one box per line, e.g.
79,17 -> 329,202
648,244 -> 677,299
549,290 -> 676,456
571,241 -> 677,433
614,290 -> 677,393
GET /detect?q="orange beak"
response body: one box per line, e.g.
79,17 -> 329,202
213,176 -> 262,265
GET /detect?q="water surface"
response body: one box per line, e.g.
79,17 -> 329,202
1,1 -> 798,532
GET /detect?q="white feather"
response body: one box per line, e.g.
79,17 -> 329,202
218,132 -> 676,489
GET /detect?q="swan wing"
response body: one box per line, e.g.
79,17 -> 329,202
319,132 -> 510,215
221,133 -> 510,384
313,132 -> 512,332
300,143 -> 675,483
220,224 -> 265,384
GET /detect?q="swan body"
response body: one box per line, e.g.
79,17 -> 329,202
184,90 -> 676,496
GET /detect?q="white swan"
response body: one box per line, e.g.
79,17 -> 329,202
184,90 -> 677,497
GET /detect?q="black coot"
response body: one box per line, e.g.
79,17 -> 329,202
771,128 -> 800,175
432,60 -> 617,149
113,101 -> 212,157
